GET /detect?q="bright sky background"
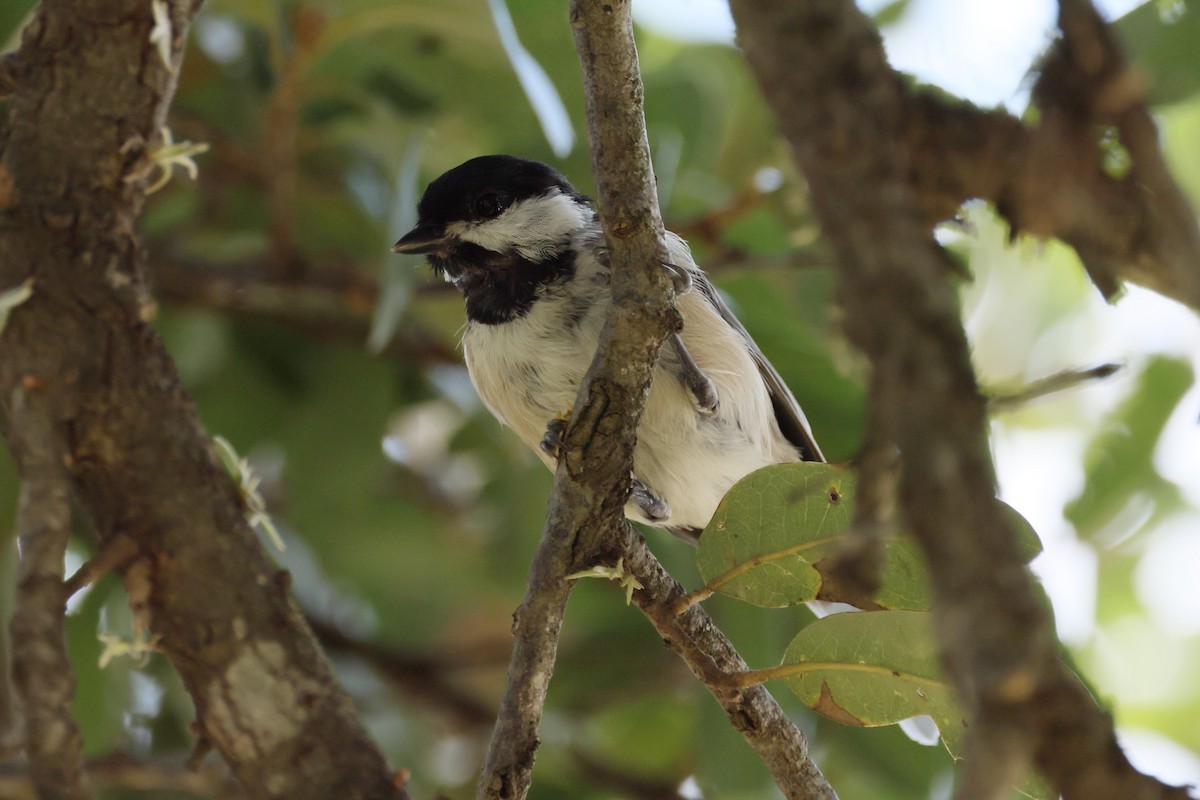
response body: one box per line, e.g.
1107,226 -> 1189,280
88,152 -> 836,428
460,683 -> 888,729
633,0 -> 1200,792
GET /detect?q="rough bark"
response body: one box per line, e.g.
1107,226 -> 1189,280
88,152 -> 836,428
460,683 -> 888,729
478,3 -> 836,799
8,390 -> 92,800
728,0 -> 1193,798
476,0 -> 678,794
0,2 -> 406,798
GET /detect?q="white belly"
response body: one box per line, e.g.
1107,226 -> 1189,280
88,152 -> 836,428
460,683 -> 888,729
463,284 -> 798,534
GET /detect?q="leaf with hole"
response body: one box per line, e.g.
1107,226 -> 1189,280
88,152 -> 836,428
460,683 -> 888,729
697,462 -> 851,608
697,462 -> 1043,610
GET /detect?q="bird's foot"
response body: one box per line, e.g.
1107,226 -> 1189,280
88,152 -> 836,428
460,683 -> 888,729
670,333 -> 719,415
630,476 -> 671,522
540,413 -> 571,461
662,261 -> 693,294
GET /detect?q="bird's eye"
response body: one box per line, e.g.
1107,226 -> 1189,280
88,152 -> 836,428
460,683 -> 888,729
472,192 -> 509,220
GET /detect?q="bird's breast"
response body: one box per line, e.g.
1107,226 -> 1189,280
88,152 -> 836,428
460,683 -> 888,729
462,288 -> 605,457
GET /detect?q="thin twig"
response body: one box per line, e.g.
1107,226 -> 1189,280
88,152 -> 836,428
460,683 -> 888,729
988,363 -> 1121,411
7,387 -> 93,800
62,535 -> 139,599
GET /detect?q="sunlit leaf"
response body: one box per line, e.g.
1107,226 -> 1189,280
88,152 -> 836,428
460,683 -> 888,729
697,462 -> 1044,611
778,610 -> 966,755
871,0 -> 912,28
697,462 -> 852,608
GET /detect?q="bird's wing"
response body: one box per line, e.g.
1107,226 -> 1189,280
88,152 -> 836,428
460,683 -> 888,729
684,263 -> 825,463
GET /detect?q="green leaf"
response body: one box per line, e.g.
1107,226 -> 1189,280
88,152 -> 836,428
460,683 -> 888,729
778,610 -> 967,755
1065,356 -> 1191,537
697,462 -> 1044,610
873,536 -> 934,611
871,0 -> 912,28
697,462 -> 852,608
1116,0 -> 1200,106
0,0 -> 36,48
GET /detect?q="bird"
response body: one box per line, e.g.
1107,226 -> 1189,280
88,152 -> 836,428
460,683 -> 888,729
392,155 -> 822,542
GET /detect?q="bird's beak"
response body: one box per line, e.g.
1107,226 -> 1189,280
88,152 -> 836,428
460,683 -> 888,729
391,223 -> 447,255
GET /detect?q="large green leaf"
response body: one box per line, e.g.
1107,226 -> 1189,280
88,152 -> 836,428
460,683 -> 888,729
777,610 -> 1058,798
697,462 -> 1043,610
696,462 -> 852,608
779,610 -> 966,755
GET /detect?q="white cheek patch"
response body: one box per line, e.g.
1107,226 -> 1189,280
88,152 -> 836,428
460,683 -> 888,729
454,189 -> 590,261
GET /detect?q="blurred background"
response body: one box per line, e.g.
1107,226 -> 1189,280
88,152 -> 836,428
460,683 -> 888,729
0,0 -> 1197,797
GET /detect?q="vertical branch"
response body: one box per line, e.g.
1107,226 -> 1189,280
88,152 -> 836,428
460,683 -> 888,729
0,1 -> 410,796
729,0 -> 1191,797
7,387 -> 93,800
479,2 -> 679,797
482,4 -> 838,798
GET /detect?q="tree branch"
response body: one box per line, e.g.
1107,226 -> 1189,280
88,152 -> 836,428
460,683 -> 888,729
480,4 -> 837,799
477,1 -> 687,797
7,387 -> 92,800
147,253 -> 460,364
0,752 -> 244,800
623,535 -> 838,800
0,2 -> 406,797
729,0 -> 1191,798
898,3 -> 1200,309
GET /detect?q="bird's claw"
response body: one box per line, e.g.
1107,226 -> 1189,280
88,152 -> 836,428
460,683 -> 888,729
630,476 -> 670,522
663,261 -> 692,294
540,415 -> 570,461
670,333 -> 719,415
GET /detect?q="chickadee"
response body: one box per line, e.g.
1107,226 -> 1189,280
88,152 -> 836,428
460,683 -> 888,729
393,155 -> 822,541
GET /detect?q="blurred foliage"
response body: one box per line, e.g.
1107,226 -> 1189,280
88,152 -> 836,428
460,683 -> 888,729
1,0 -> 1199,798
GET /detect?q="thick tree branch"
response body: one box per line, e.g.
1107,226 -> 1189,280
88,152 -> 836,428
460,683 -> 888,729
0,2 -> 406,798
898,4 -> 1200,309
729,0 -> 1190,798
7,388 -> 92,800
